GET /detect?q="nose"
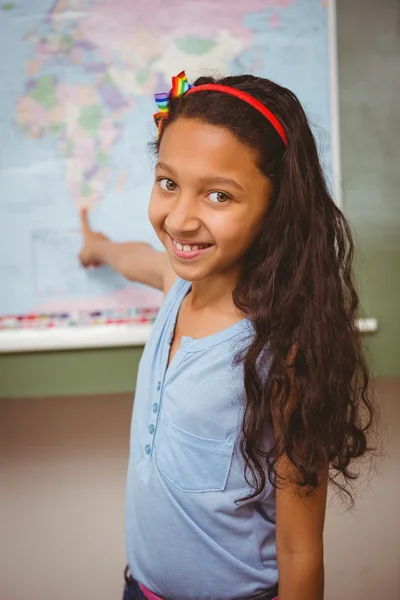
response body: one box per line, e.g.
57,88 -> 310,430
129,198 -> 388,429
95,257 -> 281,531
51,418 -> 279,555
165,192 -> 201,235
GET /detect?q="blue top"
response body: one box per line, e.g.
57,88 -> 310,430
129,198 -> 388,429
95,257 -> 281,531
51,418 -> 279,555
126,278 -> 278,600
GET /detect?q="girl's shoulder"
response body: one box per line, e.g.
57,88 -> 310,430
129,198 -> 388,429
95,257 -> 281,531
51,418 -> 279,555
151,277 -> 190,330
166,276 -> 191,297
163,276 -> 191,309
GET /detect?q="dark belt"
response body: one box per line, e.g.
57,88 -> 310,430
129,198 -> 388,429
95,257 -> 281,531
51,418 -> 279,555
124,566 -> 279,600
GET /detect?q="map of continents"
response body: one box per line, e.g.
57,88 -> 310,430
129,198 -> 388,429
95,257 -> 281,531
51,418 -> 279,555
0,0 -> 330,318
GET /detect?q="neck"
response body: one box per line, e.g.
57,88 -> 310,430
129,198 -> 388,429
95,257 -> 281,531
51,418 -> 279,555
188,269 -> 242,317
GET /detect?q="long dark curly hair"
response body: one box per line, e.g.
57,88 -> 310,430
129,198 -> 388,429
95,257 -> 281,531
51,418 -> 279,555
155,74 -> 375,503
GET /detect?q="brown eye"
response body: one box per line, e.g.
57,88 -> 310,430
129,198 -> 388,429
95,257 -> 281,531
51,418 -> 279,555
159,178 -> 177,191
208,191 -> 229,204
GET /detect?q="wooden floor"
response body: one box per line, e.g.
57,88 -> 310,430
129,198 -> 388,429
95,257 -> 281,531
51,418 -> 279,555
0,379 -> 399,600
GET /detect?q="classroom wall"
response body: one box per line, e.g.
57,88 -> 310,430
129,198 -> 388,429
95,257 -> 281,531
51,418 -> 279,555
336,0 -> 400,378
0,0 -> 400,398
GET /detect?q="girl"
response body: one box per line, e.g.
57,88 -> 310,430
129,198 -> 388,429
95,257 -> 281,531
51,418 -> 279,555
79,72 -> 375,600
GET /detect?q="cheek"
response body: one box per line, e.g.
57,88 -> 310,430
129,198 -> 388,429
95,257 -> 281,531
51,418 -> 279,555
213,210 -> 264,254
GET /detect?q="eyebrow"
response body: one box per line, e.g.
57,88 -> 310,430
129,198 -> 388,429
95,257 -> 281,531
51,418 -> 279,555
155,162 -> 245,192
155,162 -> 177,176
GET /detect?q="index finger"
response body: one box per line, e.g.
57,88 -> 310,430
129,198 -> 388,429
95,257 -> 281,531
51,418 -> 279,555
80,208 -> 90,233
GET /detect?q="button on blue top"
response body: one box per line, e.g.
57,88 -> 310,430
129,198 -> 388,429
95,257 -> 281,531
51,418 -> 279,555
145,445 -> 151,455
152,403 -> 159,413
148,424 -> 155,434
157,381 -> 161,391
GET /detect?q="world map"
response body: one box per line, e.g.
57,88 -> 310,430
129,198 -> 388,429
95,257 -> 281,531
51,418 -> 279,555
0,0 -> 332,322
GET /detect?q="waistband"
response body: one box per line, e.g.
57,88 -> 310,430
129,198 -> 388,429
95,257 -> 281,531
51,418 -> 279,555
124,566 -> 279,600
140,582 -> 279,600
139,582 -> 164,600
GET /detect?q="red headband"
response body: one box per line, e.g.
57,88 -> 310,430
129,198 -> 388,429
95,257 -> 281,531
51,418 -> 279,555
186,84 -> 287,146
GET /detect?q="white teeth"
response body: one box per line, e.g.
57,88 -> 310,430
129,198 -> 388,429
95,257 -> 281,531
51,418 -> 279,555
173,239 -> 209,252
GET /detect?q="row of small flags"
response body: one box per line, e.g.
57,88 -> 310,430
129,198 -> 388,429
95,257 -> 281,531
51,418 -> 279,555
0,307 -> 159,330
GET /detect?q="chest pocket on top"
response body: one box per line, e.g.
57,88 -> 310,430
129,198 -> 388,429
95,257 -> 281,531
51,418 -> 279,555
155,420 -> 234,493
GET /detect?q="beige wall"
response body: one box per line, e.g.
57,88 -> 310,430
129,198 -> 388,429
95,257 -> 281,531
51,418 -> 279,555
1,380 -> 399,600
0,395 -> 132,600
324,380 -> 400,598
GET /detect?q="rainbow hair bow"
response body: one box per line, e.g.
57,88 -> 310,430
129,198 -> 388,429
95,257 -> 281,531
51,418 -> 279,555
153,71 -> 192,136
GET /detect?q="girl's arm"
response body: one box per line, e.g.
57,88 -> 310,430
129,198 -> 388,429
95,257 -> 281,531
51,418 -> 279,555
276,456 -> 328,600
78,209 -> 177,293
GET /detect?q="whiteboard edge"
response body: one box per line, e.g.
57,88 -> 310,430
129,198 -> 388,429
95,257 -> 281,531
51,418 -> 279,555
0,325 -> 154,353
0,318 -> 378,353
328,0 -> 342,208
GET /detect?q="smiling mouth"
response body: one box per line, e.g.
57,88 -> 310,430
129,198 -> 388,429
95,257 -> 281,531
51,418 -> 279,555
171,237 -> 213,253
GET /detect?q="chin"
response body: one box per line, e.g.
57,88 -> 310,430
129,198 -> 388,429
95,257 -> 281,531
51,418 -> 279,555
168,259 -> 211,283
